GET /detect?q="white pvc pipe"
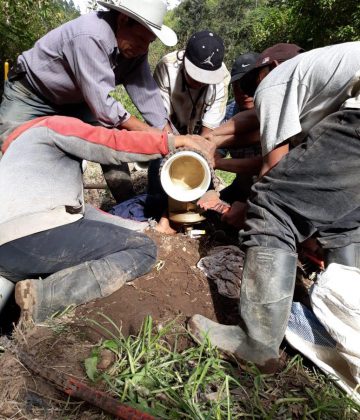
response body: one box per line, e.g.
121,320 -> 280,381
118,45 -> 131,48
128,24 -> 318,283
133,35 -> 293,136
0,275 -> 14,312
160,151 -> 211,202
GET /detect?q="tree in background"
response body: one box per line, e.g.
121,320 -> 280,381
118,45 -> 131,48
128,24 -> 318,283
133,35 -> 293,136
244,0 -> 360,51
168,0 -> 360,66
168,0 -> 259,70
0,0 -> 79,66
3,0 -> 358,108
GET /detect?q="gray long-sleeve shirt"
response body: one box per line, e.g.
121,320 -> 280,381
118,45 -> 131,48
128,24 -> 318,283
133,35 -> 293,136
17,11 -> 168,128
0,116 -> 175,245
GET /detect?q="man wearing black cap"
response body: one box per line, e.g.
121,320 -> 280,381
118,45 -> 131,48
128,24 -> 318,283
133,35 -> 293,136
150,30 -> 230,234
225,52 -> 260,119
154,30 -> 230,135
190,41 -> 360,373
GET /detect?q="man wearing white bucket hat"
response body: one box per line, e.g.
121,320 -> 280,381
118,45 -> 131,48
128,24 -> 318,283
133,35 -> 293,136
0,0 -> 177,202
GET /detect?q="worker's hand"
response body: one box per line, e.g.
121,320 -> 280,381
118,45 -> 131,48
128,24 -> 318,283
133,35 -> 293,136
197,190 -> 231,214
181,135 -> 216,167
214,150 -> 225,169
203,132 -> 217,143
221,201 -> 247,230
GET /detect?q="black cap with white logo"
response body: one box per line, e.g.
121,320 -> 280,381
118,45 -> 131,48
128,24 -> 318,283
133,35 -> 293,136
230,52 -> 260,83
184,30 -> 225,84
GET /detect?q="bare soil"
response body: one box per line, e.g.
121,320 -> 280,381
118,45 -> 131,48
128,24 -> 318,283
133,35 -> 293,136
0,164 -> 320,419
77,230 -> 240,339
0,228 -> 241,419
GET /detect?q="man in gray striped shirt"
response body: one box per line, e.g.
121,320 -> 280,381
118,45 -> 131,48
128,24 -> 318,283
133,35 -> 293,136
0,0 -> 177,202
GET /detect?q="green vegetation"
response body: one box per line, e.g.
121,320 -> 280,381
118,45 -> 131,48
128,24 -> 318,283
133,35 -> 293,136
84,315 -> 360,419
216,169 -> 236,187
168,0 -> 360,70
0,0 -> 79,63
2,0 -> 359,79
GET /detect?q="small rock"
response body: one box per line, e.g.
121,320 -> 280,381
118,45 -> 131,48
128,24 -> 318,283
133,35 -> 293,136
97,349 -> 115,370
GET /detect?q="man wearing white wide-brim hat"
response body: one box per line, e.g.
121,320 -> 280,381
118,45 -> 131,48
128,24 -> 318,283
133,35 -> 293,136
0,0 -> 177,202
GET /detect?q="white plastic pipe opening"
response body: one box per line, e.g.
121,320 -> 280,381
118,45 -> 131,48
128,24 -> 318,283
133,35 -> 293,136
160,151 -> 211,202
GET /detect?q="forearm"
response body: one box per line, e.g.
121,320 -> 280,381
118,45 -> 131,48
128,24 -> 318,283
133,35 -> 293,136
125,56 -> 169,129
260,143 -> 289,178
118,115 -> 161,133
212,129 -> 260,148
215,156 -> 262,175
200,126 -> 213,136
212,108 -> 259,137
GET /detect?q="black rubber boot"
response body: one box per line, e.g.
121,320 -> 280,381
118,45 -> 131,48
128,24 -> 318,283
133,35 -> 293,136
101,163 -> 135,203
189,247 -> 297,373
324,243 -> 360,269
15,260 -> 128,323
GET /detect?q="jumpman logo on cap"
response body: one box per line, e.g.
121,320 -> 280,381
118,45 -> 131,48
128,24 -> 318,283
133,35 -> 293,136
201,52 -> 215,67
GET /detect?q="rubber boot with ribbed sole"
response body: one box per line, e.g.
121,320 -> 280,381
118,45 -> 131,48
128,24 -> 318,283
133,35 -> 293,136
324,243 -> 360,269
15,260 -> 128,324
188,247 -> 297,373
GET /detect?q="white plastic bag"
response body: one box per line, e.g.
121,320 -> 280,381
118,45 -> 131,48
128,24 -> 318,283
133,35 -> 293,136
311,263 -> 360,384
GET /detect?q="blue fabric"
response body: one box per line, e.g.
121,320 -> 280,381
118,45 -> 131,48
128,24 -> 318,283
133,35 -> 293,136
109,193 -> 167,222
223,100 -> 240,123
288,302 -> 336,348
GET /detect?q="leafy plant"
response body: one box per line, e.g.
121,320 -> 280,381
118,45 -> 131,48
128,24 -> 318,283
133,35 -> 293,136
84,315 -> 360,419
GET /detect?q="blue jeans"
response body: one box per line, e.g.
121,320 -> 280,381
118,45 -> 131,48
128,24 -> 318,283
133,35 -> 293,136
0,207 -> 157,283
242,108 -> 360,252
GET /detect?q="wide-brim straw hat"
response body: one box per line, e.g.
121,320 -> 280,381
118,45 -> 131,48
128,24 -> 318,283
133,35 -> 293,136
98,0 -> 177,46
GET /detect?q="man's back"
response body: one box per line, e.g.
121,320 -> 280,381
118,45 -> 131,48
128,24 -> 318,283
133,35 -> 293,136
255,41 -> 360,155
18,12 -> 117,105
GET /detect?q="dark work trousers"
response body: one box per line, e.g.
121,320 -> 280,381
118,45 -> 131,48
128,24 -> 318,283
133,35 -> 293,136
242,108 -> 360,252
147,158 -> 165,195
0,210 -> 157,284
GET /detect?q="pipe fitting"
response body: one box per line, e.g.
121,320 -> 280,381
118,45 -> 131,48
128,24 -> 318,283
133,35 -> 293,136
160,150 -> 211,202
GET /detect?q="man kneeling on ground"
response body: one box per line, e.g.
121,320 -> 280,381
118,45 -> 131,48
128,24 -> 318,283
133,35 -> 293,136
0,116 -> 214,323
190,41 -> 360,373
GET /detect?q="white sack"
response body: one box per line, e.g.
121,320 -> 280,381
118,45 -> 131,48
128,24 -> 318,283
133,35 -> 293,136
311,263 -> 360,384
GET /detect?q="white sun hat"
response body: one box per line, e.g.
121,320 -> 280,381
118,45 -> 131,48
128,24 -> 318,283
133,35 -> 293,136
97,0 -> 177,47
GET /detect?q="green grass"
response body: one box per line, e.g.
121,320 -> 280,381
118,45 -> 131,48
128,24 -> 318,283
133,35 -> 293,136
110,85 -> 144,121
84,315 -> 360,419
216,169 -> 236,187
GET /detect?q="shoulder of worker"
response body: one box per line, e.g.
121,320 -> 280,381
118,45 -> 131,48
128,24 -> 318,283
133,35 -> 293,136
220,62 -> 231,86
157,50 -> 184,68
47,11 -> 117,51
257,41 -> 360,95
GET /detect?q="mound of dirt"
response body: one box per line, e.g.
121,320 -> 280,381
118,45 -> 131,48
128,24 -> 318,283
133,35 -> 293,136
0,229 -> 241,419
77,230 -> 240,339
